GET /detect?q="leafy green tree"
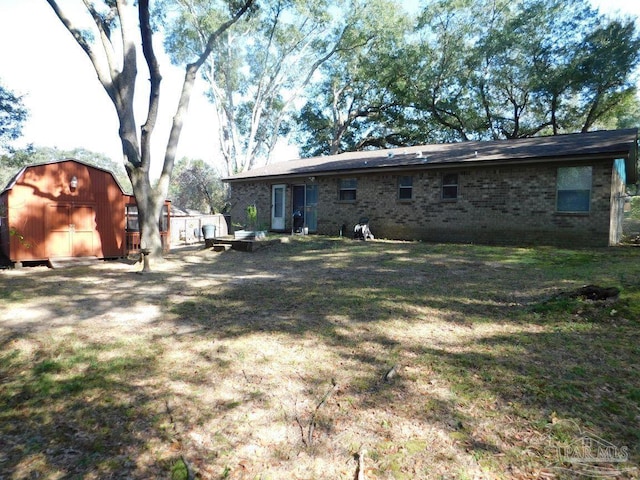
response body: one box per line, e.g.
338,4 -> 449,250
297,0 -> 640,154
45,0 -> 255,266
294,0 -> 412,156
0,81 -> 28,153
597,92 -> 640,131
168,158 -> 226,213
0,146 -> 131,192
571,18 -> 640,132
405,0 -> 640,141
164,0 -> 383,175
0,148 -> 32,188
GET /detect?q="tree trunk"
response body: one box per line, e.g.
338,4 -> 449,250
46,0 -> 256,267
138,190 -> 164,257
127,166 -> 163,258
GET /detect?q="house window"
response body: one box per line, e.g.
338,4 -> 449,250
557,166 -> 592,213
442,173 -> 458,199
398,176 -> 413,200
339,178 -> 357,201
126,205 -> 139,231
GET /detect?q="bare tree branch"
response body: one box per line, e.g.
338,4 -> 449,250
138,0 -> 162,170
46,0 -> 117,103
161,0 -> 256,187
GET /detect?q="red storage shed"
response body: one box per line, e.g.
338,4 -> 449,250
0,159 -> 170,265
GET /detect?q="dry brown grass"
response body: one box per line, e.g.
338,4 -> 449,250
1,237 -> 639,479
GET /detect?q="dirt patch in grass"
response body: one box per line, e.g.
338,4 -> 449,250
1,237 -> 639,479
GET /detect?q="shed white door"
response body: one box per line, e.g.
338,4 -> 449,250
271,184 -> 286,230
46,203 -> 96,258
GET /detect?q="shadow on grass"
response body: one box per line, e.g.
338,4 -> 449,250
0,335 -> 166,478
1,237 -> 639,477
410,320 -> 640,436
168,239 -> 640,469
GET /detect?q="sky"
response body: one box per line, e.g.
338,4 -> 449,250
1,0 -> 639,173
0,0 -> 224,169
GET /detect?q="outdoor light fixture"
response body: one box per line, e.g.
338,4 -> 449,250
70,176 -> 78,189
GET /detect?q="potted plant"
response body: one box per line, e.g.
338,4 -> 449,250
234,204 -> 267,240
246,204 -> 257,230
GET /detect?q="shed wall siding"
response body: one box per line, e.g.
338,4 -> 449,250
229,160 -> 617,247
5,161 -> 128,261
0,193 -> 10,259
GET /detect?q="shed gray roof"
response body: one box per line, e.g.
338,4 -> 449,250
224,128 -> 638,184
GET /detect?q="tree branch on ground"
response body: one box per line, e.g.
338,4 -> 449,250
294,379 -> 338,448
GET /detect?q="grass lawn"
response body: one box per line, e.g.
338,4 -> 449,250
1,237 -> 639,479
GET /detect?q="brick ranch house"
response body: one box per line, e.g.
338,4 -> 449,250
223,129 -> 638,247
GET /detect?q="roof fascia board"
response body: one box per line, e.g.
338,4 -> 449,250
224,152 -> 629,183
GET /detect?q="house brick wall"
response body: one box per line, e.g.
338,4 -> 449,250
228,159 -> 618,247
228,181 -> 274,230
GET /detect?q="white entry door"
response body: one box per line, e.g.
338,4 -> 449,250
271,184 -> 286,230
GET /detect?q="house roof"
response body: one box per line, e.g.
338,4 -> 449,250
224,128 -> 638,185
1,158 -> 129,195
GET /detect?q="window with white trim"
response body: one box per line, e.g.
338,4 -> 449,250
557,166 -> 592,213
